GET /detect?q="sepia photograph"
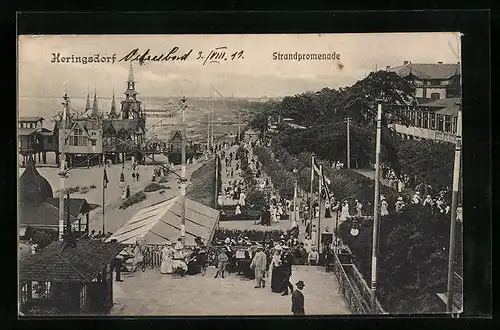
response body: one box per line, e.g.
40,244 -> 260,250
18,33 -> 463,316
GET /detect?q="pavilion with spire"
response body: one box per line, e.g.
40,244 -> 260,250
18,155 -> 92,239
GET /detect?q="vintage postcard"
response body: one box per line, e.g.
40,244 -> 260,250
18,33 -> 463,316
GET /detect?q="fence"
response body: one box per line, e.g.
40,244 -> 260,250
331,242 -> 387,314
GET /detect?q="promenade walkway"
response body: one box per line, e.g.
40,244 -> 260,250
110,265 -> 348,316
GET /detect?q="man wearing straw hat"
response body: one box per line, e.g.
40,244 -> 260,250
250,244 -> 267,288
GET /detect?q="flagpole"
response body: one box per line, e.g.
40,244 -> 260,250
59,90 -> 69,241
370,102 -> 383,313
347,117 -> 351,169
102,161 -> 106,234
318,165 -> 323,251
309,153 -> 315,238
446,105 -> 462,313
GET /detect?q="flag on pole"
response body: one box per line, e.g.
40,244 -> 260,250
103,168 -> 109,189
322,171 -> 332,201
312,158 -> 321,176
312,158 -> 331,184
381,114 -> 402,178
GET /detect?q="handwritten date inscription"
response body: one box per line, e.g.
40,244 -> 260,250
119,47 -> 244,65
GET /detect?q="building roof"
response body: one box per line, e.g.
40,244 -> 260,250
19,239 -> 125,283
388,63 -> 460,80
19,158 -> 54,205
169,130 -> 182,142
18,128 -> 38,136
19,197 -> 90,227
19,117 -> 44,122
420,97 -> 461,108
19,200 -> 78,227
107,196 -> 220,246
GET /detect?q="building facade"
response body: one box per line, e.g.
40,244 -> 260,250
18,117 -> 59,166
386,61 -> 461,143
387,61 -> 461,101
57,63 -> 146,166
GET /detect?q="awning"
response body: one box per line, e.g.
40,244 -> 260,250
107,196 -> 220,246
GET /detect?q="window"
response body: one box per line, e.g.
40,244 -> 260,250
430,113 -> 436,129
437,114 -> 444,131
453,116 -> 458,134
427,81 -> 432,85
444,116 -> 452,133
417,111 -> 423,127
422,112 -> 429,129
47,136 -> 52,144
431,92 -> 440,100
69,126 -> 88,146
91,139 -> 96,146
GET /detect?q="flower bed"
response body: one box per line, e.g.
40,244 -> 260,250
144,182 -> 169,192
119,191 -> 147,209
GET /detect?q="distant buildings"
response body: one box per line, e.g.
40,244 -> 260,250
386,61 -> 461,143
18,63 -> 148,168
18,117 -> 58,166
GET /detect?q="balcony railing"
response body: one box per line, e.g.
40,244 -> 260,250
392,124 -> 456,143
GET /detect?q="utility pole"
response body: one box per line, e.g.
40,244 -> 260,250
102,161 -> 106,234
446,105 -> 462,313
180,97 -> 187,244
238,109 -> 241,142
58,90 -> 69,241
370,103 -> 383,313
207,111 -> 211,153
347,117 -> 351,169
292,168 -> 298,230
215,155 -> 219,209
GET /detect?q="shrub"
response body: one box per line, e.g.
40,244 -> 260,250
337,203 -> 461,313
186,158 -> 216,207
144,183 -> 169,192
120,191 -> 147,209
158,176 -> 168,183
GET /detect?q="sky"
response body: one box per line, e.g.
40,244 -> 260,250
18,33 -> 461,100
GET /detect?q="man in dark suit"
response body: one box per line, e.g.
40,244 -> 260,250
292,281 -> 305,315
280,246 -> 295,296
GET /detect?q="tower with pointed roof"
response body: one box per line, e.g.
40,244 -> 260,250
91,90 -> 99,118
85,93 -> 91,112
121,63 -> 142,119
109,91 -> 117,118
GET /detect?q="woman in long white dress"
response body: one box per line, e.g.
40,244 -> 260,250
132,242 -> 144,273
160,243 -> 175,274
340,201 -> 350,223
271,206 -> 278,223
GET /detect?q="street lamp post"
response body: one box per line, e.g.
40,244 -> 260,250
292,168 -> 298,230
180,97 -> 187,244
